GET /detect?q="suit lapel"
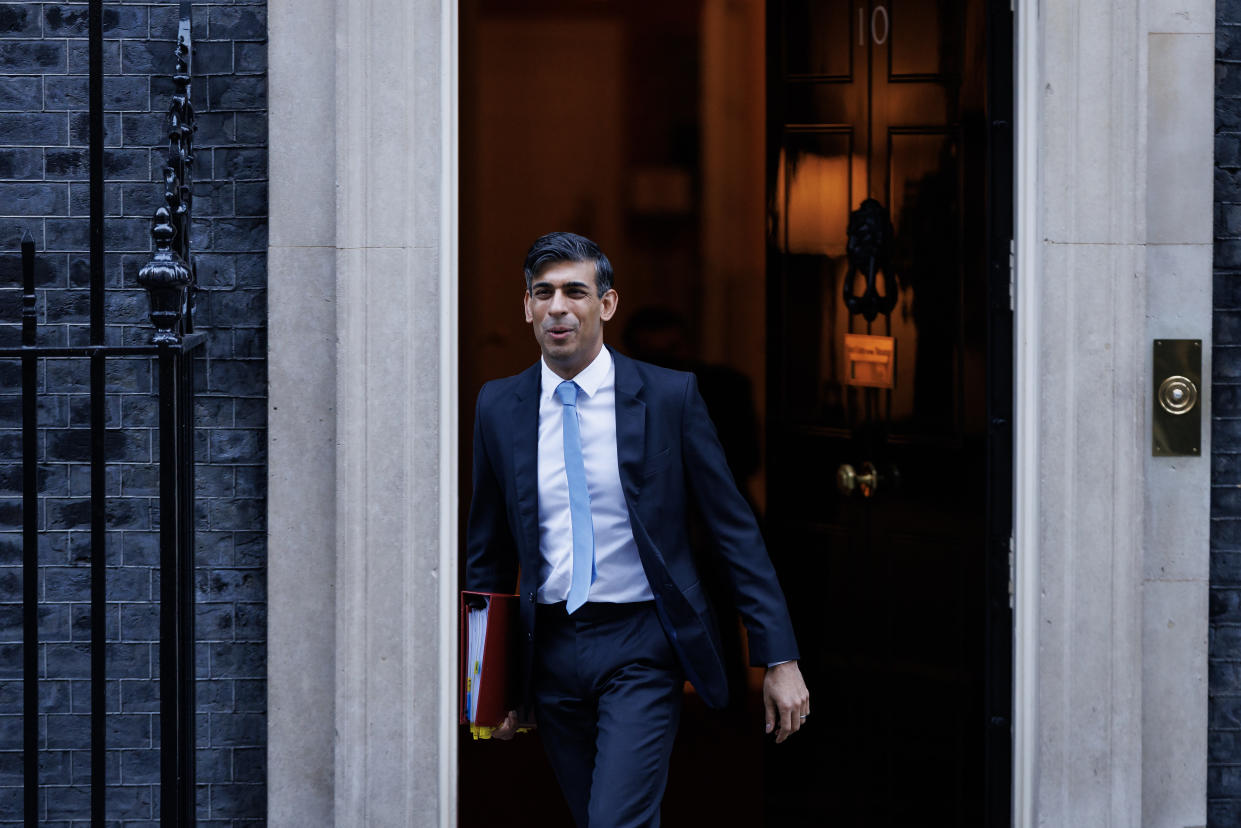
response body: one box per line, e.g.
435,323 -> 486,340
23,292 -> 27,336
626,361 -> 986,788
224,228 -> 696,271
612,349 -> 646,506
511,362 -> 541,558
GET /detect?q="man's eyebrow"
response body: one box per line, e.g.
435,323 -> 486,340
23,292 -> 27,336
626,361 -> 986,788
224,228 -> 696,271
531,280 -> 592,291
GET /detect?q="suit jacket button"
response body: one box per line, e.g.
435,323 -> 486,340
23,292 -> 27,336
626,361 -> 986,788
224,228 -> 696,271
527,632 -> 533,641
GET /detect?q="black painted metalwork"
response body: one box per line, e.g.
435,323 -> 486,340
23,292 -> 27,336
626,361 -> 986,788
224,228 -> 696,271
843,198 -> 898,323
89,354 -> 106,824
142,210 -> 193,342
8,2 -> 201,824
88,3 -> 107,821
20,234 -> 36,827
0,341 -> 204,360
89,0 -> 103,346
157,340 -> 198,827
140,2 -> 197,342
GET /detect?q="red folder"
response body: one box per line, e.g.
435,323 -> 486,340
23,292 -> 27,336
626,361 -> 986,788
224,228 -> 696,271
459,590 -> 520,730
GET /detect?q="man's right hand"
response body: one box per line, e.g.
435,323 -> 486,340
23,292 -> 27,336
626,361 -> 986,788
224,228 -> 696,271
492,710 -> 521,740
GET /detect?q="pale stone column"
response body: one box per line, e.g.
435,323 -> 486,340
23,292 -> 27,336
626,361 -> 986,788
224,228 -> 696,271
1019,0 -> 1214,823
1030,0 -> 1148,823
1141,2 -> 1214,824
268,0 -> 457,824
267,0 -> 339,822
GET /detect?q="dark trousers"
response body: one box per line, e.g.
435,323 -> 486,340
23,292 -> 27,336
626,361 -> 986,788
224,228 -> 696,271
533,601 -> 684,828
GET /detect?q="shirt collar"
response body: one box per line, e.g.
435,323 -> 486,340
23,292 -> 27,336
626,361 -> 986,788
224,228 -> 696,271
541,346 -> 612,402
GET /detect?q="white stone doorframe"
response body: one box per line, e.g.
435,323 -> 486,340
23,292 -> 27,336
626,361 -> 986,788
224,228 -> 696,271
1012,0 -> 1038,820
1012,0 -> 1214,826
266,0 -> 1213,824
268,0 -> 459,824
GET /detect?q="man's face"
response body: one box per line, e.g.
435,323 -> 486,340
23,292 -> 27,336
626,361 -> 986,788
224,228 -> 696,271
524,259 -> 618,379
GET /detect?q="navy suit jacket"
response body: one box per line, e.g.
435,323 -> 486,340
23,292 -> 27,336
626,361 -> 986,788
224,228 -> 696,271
465,348 -> 799,710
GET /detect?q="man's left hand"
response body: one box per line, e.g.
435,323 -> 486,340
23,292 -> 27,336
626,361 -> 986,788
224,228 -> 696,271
763,661 -> 809,744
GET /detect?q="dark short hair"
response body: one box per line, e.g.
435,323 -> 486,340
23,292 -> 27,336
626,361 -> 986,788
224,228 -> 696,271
523,232 -> 614,297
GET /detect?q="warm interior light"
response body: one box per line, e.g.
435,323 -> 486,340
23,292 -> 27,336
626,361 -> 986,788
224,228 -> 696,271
773,147 -> 853,257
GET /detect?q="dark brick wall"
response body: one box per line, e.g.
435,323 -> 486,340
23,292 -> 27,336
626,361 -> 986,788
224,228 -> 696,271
0,2 -> 266,824
1216,6 -> 1241,826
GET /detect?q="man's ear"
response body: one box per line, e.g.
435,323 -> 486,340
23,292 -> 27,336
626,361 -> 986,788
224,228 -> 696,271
523,291 -> 533,323
600,289 -> 619,322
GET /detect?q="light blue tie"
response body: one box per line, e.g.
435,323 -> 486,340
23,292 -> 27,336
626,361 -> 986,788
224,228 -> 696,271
557,381 -> 596,613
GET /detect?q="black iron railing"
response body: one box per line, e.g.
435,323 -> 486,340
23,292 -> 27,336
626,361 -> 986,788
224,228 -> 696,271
4,2 -> 201,824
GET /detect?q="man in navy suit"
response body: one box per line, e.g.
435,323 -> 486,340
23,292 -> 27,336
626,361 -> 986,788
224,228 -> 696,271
466,232 -> 809,827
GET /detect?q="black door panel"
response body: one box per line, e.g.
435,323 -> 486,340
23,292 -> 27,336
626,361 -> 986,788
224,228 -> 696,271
764,0 -> 1009,823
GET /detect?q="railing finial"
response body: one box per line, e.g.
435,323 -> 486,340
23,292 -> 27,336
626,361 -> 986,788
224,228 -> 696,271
138,206 -> 191,344
139,18 -> 196,343
20,230 -> 35,347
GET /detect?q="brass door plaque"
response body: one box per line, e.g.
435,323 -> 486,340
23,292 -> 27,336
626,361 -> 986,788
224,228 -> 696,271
1152,339 -> 1201,456
844,334 -> 896,389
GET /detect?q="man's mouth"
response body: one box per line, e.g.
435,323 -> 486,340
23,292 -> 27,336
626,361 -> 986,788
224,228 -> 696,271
545,326 -> 575,340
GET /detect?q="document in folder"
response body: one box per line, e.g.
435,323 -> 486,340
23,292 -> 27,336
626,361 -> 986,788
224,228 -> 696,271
459,590 -> 520,739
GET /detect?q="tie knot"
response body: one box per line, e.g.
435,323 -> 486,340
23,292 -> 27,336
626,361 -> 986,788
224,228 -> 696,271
556,381 -> 578,406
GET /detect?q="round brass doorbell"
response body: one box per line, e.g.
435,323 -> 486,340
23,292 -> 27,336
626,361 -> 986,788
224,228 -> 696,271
1157,375 -> 1198,415
1152,340 -> 1202,456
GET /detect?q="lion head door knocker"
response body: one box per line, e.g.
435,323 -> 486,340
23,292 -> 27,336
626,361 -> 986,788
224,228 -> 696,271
844,198 -> 898,323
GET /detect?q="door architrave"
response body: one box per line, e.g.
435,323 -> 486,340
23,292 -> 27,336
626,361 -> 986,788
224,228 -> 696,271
1012,0 -> 1037,821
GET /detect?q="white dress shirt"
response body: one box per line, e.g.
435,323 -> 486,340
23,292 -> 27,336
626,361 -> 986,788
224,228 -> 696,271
537,347 -> 653,604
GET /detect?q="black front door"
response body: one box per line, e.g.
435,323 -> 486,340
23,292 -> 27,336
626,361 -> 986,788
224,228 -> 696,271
763,0 -> 1012,824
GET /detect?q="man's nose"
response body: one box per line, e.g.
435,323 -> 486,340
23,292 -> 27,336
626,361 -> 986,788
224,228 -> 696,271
548,290 -> 569,314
